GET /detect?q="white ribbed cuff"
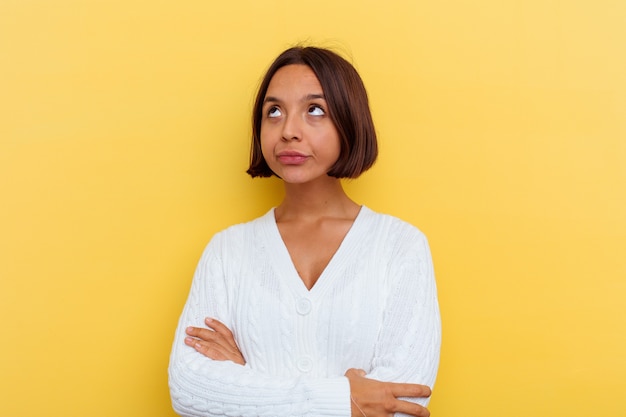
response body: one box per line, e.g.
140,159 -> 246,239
307,377 -> 351,417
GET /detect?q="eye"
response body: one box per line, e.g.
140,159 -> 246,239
267,106 -> 282,118
308,105 -> 325,116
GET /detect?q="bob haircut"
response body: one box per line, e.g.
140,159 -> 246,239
246,46 -> 378,178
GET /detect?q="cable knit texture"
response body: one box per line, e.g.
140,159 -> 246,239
169,206 -> 441,417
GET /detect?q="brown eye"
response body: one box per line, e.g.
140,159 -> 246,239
308,105 -> 325,116
267,106 -> 282,118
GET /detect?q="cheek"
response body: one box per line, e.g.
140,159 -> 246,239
325,131 -> 342,161
259,131 -> 273,161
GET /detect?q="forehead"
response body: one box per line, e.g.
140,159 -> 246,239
265,64 -> 324,97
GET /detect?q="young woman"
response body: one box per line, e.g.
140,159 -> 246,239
169,46 -> 441,417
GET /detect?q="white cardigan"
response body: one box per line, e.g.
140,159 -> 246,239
169,206 -> 441,417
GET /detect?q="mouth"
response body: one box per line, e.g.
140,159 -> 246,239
277,151 -> 309,165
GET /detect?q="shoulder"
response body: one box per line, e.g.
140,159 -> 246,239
354,208 -> 435,291
358,207 -> 433,269
360,206 -> 428,246
214,208 -> 273,240
361,208 -> 435,282
201,209 -> 274,257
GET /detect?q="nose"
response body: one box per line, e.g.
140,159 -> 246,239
281,113 -> 302,142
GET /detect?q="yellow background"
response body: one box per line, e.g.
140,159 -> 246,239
1,1 -> 625,416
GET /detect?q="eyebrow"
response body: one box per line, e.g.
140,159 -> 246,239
263,93 -> 326,105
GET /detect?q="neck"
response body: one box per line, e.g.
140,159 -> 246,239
275,176 -> 360,221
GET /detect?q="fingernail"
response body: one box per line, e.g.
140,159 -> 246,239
205,317 -> 213,323
184,337 -> 193,344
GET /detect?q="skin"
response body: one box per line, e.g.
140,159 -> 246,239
260,64 -> 361,290
184,64 -> 432,417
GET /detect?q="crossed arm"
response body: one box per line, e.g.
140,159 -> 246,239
171,229 -> 440,417
185,318 -> 433,417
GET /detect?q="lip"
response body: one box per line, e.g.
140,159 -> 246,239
277,150 -> 309,165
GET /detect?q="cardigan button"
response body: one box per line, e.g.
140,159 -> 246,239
296,298 -> 312,315
296,356 -> 313,372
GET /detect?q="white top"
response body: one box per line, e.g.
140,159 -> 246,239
169,206 -> 441,417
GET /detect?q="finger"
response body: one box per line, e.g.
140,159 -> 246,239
344,368 -> 366,378
390,382 -> 432,399
393,399 -> 430,417
186,327 -> 241,357
185,336 -> 243,361
185,337 -> 233,361
186,326 -> 220,343
204,318 -> 238,349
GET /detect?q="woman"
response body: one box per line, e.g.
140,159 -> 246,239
169,46 -> 441,417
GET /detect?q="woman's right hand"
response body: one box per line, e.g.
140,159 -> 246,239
184,318 -> 246,365
345,368 -> 432,417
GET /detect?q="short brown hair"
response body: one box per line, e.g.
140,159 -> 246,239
247,46 -> 378,178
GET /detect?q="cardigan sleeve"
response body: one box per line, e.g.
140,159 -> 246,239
168,233 -> 351,417
366,228 -> 442,410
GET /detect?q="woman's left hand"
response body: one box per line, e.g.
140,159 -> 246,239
184,318 -> 246,365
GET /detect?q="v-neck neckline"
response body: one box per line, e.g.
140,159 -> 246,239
261,206 -> 371,298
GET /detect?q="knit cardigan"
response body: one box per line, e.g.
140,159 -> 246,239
169,206 -> 441,417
